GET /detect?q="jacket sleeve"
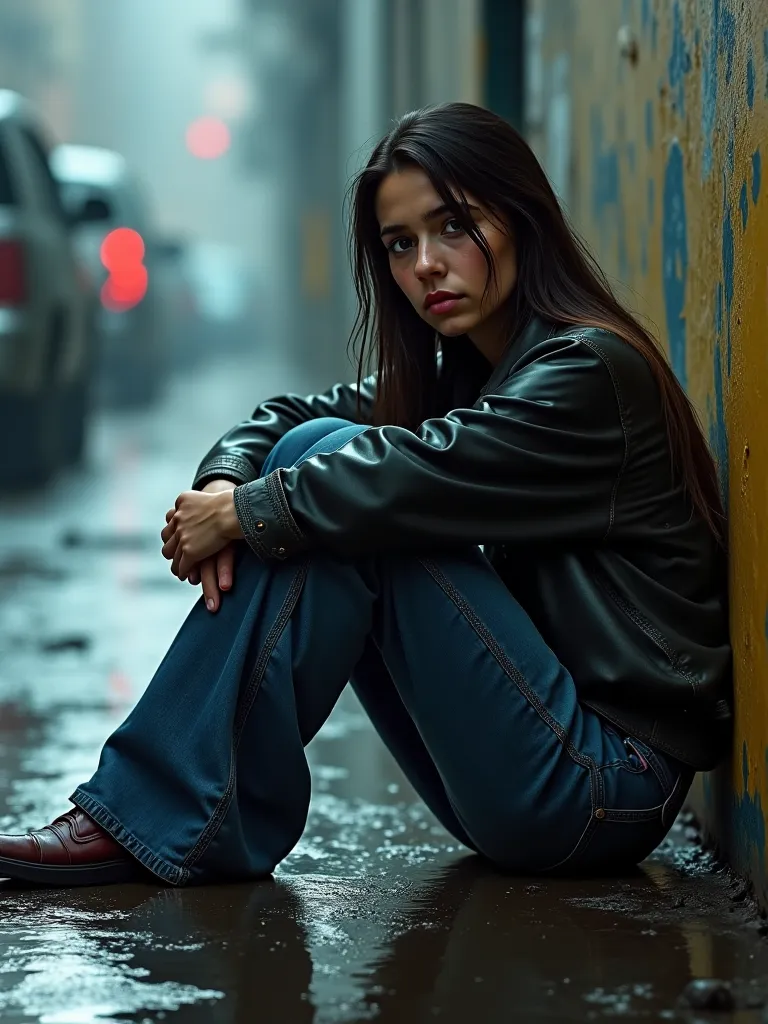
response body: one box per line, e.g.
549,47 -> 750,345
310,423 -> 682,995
231,338 -> 629,561
191,375 -> 376,489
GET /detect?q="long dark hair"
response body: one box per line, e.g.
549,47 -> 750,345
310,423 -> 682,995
347,102 -> 726,545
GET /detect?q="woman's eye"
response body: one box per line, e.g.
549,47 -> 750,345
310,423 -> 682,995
444,218 -> 464,234
388,237 -> 412,254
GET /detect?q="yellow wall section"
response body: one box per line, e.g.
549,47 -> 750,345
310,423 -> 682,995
530,0 -> 768,902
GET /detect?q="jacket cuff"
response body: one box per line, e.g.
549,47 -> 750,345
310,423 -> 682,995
192,454 -> 257,491
233,470 -> 307,561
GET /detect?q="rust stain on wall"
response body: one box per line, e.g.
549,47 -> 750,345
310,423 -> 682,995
530,0 -> 768,904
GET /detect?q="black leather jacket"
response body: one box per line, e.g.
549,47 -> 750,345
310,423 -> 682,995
193,316 -> 732,770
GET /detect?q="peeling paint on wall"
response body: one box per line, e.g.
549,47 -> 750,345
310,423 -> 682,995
662,139 -> 687,387
532,0 -> 768,907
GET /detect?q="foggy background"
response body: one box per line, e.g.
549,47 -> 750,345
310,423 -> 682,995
0,0 -> 526,424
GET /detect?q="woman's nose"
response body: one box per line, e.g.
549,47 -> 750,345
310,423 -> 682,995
415,241 -> 444,278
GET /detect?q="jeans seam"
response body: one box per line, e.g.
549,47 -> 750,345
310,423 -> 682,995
600,807 -> 663,821
71,789 -> 183,885
181,558 -> 310,873
419,557 -> 602,871
597,757 -> 631,771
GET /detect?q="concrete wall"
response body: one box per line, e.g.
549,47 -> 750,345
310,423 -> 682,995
528,0 -> 768,903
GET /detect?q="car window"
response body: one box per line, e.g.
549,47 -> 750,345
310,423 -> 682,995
58,180 -> 115,222
18,127 -> 67,222
0,129 -> 16,205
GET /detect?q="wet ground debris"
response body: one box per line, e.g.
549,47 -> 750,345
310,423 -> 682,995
680,978 -> 735,1011
39,635 -> 91,654
0,555 -> 67,583
60,528 -> 157,551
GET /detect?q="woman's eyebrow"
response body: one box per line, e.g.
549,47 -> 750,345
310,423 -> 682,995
379,203 -> 480,238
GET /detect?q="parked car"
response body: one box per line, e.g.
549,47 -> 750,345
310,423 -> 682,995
50,144 -> 168,407
0,90 -> 92,489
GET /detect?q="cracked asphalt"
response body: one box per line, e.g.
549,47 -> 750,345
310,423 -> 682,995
0,352 -> 766,1024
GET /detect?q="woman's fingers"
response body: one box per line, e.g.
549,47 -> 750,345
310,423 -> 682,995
201,558 -> 220,612
161,513 -> 176,544
217,544 -> 235,591
162,531 -> 180,564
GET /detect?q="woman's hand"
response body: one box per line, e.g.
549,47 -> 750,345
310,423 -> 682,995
194,544 -> 236,612
161,487 -> 244,582
179,480 -> 240,612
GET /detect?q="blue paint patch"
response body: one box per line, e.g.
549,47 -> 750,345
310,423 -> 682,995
667,1 -> 690,114
590,105 -> 626,272
747,48 -> 756,109
740,180 -> 749,228
651,11 -> 659,55
641,0 -> 651,31
640,228 -> 648,276
645,99 -> 654,149
731,742 -> 767,877
626,140 -> 637,174
662,141 -> 688,389
700,0 -> 720,179
618,217 -> 630,281
722,199 -> 734,376
647,177 -> 656,223
721,7 -> 736,84
590,105 -> 620,218
752,148 -> 762,204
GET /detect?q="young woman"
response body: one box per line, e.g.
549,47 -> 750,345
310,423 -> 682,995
0,103 -> 731,887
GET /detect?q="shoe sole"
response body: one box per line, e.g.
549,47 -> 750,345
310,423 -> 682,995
0,855 -> 148,887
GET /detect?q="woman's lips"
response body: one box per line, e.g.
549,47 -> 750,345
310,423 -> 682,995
427,296 -> 463,315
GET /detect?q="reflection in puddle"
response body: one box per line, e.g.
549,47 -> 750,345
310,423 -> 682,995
0,910 -> 223,1022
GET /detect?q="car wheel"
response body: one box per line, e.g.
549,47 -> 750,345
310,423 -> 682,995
59,377 -> 90,466
0,388 -> 58,491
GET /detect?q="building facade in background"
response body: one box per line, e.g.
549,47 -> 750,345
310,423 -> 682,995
0,0 -> 84,140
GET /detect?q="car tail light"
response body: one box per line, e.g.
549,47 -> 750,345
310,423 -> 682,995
0,239 -> 26,305
100,227 -> 148,311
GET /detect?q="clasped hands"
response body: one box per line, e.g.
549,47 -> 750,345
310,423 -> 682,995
160,479 -> 245,612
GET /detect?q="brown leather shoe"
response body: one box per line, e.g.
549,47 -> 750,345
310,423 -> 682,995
0,807 -> 146,886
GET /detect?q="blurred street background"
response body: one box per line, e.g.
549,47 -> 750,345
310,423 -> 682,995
0,1 -> 768,1021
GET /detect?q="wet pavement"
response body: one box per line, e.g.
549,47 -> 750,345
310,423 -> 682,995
0,353 -> 767,1024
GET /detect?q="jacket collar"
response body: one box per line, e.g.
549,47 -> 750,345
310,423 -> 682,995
478,314 -> 558,397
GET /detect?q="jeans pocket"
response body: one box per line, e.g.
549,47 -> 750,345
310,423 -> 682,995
549,750 -> 692,874
625,736 -> 695,830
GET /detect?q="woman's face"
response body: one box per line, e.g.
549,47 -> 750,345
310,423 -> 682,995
375,165 -> 517,362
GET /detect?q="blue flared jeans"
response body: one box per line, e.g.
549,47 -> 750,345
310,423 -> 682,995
72,417 -> 694,885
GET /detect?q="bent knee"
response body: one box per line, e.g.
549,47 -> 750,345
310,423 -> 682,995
264,417 -> 359,474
